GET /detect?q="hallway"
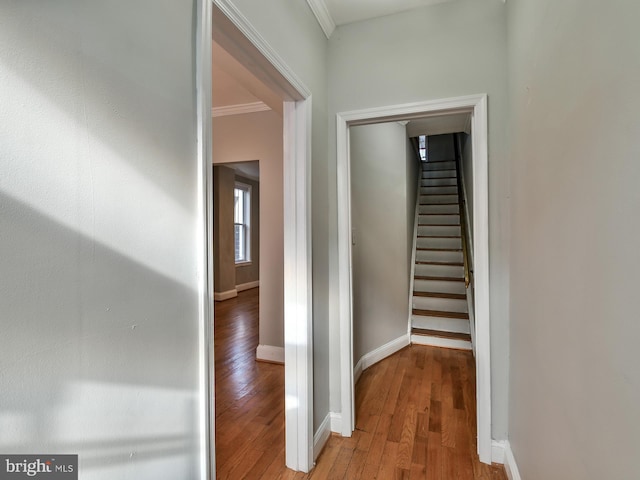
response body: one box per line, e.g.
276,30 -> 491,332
214,289 -> 506,479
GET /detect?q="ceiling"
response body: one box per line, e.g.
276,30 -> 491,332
323,0 -> 456,26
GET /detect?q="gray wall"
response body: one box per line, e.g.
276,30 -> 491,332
213,165 -> 237,294
508,0 -> 640,478
0,1 -> 202,478
427,134 -> 455,162
350,123 -> 413,363
212,168 -> 260,292
407,136 -> 420,267
235,174 -> 260,286
328,0 -> 510,439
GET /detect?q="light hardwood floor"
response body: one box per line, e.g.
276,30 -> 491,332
214,288 -> 506,479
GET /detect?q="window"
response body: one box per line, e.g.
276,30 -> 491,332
234,183 -> 251,264
419,135 -> 428,162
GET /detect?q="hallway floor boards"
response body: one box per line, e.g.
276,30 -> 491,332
215,288 -> 506,479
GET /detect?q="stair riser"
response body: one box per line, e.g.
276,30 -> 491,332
422,169 -> 457,179
411,334 -> 472,350
420,194 -> 459,205
418,225 -> 460,236
414,278 -> 466,295
416,250 -> 463,263
419,214 -> 460,225
417,237 -> 462,249
411,315 -> 470,334
419,204 -> 459,214
423,161 -> 456,171
414,263 -> 464,278
420,186 -> 458,195
412,296 -> 468,313
421,178 -> 457,187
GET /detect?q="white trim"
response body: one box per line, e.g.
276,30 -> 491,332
214,289 -> 238,302
212,101 -> 270,117
313,413 -> 332,461
236,280 -> 259,292
330,412 -> 342,433
491,440 -> 506,464
305,0 -> 336,39
355,335 -> 411,387
256,344 -> 285,364
212,2 -> 314,472
213,0 -> 311,99
503,441 -> 522,480
196,1 -> 214,478
410,334 -> 472,350
337,94 -> 492,463
283,97 -> 314,472
407,154 -> 422,336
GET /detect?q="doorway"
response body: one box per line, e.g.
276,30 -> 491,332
196,1 -> 315,476
336,94 -> 492,463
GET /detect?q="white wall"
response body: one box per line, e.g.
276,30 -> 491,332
350,123 -> 412,363
328,0 -> 510,439
0,2 -> 202,478
460,132 -> 474,252
213,110 -> 284,348
508,1 -> 640,478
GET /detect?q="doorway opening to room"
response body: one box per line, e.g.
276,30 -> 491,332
336,95 -> 493,464
202,3 -> 314,476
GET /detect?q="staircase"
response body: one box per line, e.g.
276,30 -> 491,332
410,158 -> 472,350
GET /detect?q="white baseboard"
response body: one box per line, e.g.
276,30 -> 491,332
492,440 -> 521,480
354,334 -> 411,385
313,413 -> 332,461
330,412 -> 342,434
256,344 -> 284,364
503,441 -> 522,480
492,440 -> 506,464
214,289 -> 237,301
236,280 -> 259,292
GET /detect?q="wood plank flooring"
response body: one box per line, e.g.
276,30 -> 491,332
215,288 -> 506,479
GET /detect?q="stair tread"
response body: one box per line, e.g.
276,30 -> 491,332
418,224 -> 461,227
413,291 -> 466,300
417,235 -> 461,239
412,309 -> 469,320
414,275 -> 464,282
411,328 -> 471,342
415,261 -> 464,266
419,203 -> 459,206
417,247 -> 463,252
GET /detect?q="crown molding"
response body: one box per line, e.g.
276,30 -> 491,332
211,101 -> 271,118
306,0 -> 335,39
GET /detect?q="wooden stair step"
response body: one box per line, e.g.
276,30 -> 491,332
417,235 -> 461,239
417,248 -> 463,252
415,261 -> 464,266
412,308 -> 469,320
414,275 -> 464,282
411,328 -> 471,342
418,223 -> 461,227
413,291 -> 466,300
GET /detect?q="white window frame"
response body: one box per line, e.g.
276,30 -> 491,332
234,182 -> 251,265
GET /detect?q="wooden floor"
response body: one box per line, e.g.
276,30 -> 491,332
215,288 -> 506,479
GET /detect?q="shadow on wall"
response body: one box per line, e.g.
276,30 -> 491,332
0,1 -> 201,477
0,191 -> 200,472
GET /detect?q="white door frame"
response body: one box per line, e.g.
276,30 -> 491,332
336,94 -> 492,463
197,0 -> 315,475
